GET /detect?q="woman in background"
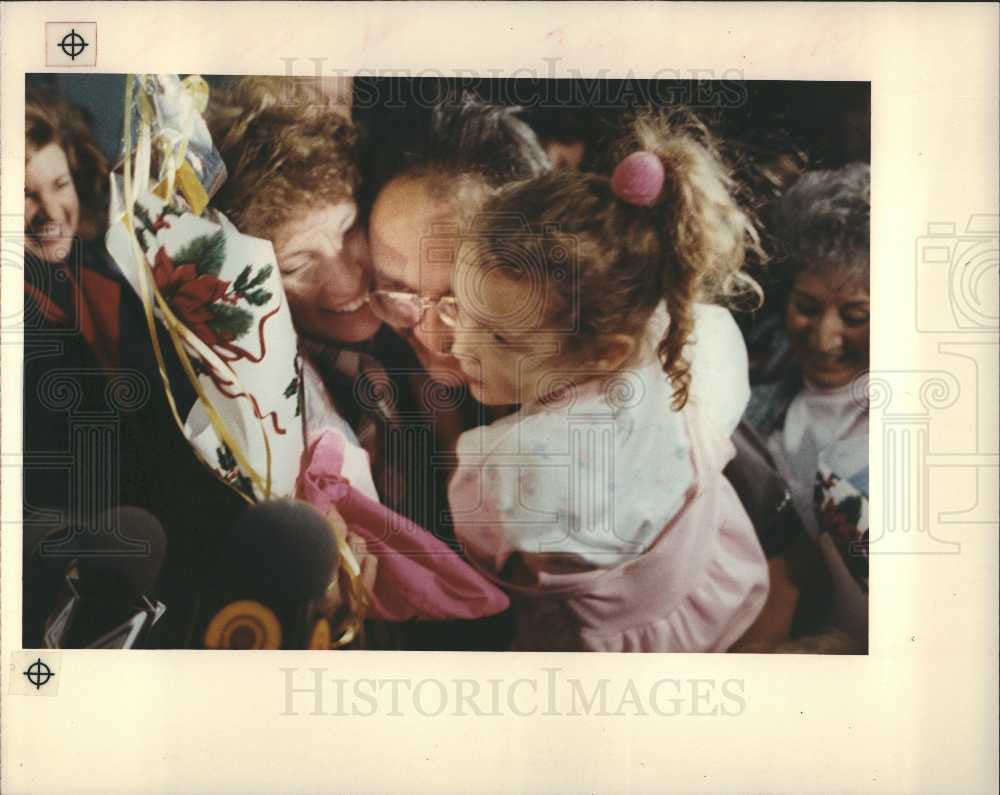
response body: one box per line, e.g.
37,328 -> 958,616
746,163 -> 870,534
744,162 -> 870,650
22,87 -> 249,648
23,86 -> 119,566
24,87 -> 116,359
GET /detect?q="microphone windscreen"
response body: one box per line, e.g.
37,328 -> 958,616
219,499 -> 338,605
74,507 -> 167,602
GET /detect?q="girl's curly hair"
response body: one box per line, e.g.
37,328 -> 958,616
473,108 -> 762,410
26,86 -> 110,242
205,77 -> 360,237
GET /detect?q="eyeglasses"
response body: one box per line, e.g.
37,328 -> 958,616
368,289 -> 458,329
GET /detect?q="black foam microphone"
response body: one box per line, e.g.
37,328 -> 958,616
40,507 -> 168,649
200,499 -> 340,650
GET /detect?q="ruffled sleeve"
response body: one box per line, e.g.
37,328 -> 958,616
451,396 -> 684,570
450,419 -> 563,572
686,303 -> 751,437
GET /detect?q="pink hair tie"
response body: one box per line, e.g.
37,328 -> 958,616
611,151 -> 665,207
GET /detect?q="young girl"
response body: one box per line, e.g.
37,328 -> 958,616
448,111 -> 770,652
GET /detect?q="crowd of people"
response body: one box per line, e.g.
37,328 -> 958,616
22,76 -> 870,652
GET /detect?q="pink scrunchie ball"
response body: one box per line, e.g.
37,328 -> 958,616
611,151 -> 665,207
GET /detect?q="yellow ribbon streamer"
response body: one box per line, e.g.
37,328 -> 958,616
175,162 -> 210,216
323,505 -> 369,649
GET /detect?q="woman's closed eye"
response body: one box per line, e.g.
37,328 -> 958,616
280,254 -> 317,275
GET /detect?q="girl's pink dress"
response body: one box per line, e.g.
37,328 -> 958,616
448,306 -> 769,651
452,407 -> 768,652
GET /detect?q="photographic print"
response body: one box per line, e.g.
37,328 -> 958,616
2,4 -> 996,794
19,72 -> 872,654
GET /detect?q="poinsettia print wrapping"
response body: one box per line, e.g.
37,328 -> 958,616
815,436 -> 869,591
106,191 -> 304,500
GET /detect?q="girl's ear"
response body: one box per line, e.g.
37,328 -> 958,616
592,333 -> 637,373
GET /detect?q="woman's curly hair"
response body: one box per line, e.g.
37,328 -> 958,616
26,86 -> 109,242
770,162 -> 870,281
205,77 -> 360,237
472,108 -> 762,410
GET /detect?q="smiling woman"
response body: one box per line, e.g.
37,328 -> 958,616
772,162 -> 870,391
746,164 -> 870,518
205,77 -> 381,344
785,268 -> 870,390
269,202 -> 376,343
198,75 -> 391,515
25,143 -> 79,263
744,162 -> 871,651
25,88 -> 108,263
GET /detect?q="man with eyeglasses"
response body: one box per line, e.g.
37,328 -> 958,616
362,92 -> 550,502
350,92 -> 550,648
368,176 -> 464,387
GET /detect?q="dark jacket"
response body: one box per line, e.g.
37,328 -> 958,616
22,240 -> 246,648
